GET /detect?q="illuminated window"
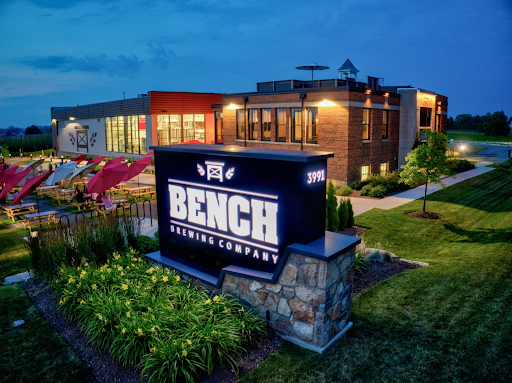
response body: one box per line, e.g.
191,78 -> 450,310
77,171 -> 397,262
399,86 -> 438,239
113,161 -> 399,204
380,162 -> 388,177
248,109 -> 258,140
361,165 -> 369,181
291,107 -> 302,142
306,107 -> 318,144
276,108 -> 286,142
237,109 -> 245,139
262,108 -> 271,141
420,108 -> 432,127
382,110 -> 388,139
183,114 -> 204,143
106,115 -> 146,153
363,109 -> 370,140
215,111 -> 223,144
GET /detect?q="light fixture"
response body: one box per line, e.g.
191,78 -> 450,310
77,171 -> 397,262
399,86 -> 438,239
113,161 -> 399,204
384,92 -> 389,98
318,100 -> 336,106
365,89 -> 371,95
69,117 -> 76,120
226,104 -> 239,109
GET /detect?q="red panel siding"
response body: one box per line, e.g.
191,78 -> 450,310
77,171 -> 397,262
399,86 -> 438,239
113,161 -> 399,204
149,91 -> 222,115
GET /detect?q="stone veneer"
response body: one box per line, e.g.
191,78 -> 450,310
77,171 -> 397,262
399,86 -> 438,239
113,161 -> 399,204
200,247 -> 355,352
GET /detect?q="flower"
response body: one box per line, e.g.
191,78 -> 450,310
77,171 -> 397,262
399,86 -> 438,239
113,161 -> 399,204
213,295 -> 220,302
122,328 -> 126,334
126,311 -> 131,318
182,350 -> 187,357
146,267 -> 154,274
84,262 -> 89,267
121,284 -> 128,290
137,328 -> 144,336
117,266 -> 123,271
126,300 -> 131,305
79,299 -> 85,305
97,313 -> 103,321
175,275 -> 180,282
187,340 -> 192,345
205,299 -> 211,304
101,275 -> 105,280
150,326 -> 157,333
92,284 -> 97,290
147,307 -> 152,311
150,347 -> 157,353
162,276 -> 168,282
59,299 -> 64,305
152,276 -> 157,283
102,328 -> 106,332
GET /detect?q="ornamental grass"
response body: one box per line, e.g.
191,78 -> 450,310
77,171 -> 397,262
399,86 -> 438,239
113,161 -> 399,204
53,248 -> 265,383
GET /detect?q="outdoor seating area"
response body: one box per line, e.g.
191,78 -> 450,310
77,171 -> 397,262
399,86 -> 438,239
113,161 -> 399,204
21,210 -> 58,229
4,202 -> 37,222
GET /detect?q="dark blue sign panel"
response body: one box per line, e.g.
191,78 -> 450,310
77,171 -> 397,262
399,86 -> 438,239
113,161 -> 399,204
153,145 -> 333,281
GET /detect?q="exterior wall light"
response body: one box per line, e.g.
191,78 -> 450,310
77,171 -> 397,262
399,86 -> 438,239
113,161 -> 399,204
318,100 -> 336,106
384,92 -> 389,98
365,89 -> 372,95
226,104 -> 239,109
69,117 -> 76,120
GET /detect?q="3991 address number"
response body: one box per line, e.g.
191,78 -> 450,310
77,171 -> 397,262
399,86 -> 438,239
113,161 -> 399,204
307,170 -> 325,184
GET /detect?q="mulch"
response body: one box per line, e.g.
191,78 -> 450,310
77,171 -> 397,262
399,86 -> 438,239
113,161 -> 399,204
21,225 -> 423,383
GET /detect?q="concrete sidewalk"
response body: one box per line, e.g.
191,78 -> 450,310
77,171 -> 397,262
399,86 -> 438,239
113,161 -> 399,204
343,161 -> 497,216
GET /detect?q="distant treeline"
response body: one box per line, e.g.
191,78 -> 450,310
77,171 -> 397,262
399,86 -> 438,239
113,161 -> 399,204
0,134 -> 53,154
447,111 -> 511,136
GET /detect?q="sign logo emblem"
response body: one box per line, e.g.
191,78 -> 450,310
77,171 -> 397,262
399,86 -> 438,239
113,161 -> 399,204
197,161 -> 235,182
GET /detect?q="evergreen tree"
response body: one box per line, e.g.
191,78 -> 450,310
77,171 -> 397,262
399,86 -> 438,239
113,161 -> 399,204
326,181 -> 340,232
346,199 -> 355,227
337,199 -> 348,230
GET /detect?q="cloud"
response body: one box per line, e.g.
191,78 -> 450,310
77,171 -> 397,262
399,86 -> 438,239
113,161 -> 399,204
23,0 -> 120,10
146,43 -> 177,70
20,54 -> 144,79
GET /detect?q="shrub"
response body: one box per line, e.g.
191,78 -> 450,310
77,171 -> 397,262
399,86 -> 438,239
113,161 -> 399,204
326,182 -> 340,232
346,199 -> 354,227
337,199 -> 348,230
368,185 -> 387,198
360,185 -> 372,196
136,235 -> 159,254
446,158 -> 475,173
336,186 -> 352,196
53,249 -> 265,383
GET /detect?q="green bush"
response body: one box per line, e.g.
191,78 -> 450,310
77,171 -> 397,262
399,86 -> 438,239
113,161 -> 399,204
136,235 -> 160,254
446,158 -> 475,173
53,249 -> 265,383
337,199 -> 348,230
368,185 -> 387,198
360,185 -> 372,196
335,186 -> 352,196
326,182 -> 339,231
346,199 -> 354,227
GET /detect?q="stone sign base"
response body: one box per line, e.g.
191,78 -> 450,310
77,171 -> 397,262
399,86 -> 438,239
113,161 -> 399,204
146,231 -> 360,353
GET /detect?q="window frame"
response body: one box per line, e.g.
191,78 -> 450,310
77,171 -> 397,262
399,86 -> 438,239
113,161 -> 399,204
236,109 -> 245,140
261,108 -> 271,141
363,108 -> 370,140
276,108 -> 286,142
361,165 -> 370,181
380,162 -> 388,177
382,109 -> 388,139
290,107 -> 302,143
248,109 -> 258,140
420,107 -> 432,127
306,107 -> 318,144
215,111 -> 223,144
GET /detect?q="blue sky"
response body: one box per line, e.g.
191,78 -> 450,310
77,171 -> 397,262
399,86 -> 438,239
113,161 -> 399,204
1,0 -> 511,128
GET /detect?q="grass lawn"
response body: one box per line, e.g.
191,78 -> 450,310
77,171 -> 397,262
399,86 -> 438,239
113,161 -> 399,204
447,130 -> 512,142
241,167 -> 512,382
0,222 -> 31,282
0,284 -> 95,383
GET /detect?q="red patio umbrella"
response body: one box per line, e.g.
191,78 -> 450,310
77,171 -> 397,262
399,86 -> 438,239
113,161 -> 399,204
86,156 -> 105,166
146,151 -> 154,156
176,140 -> 208,145
0,164 -> 5,171
122,156 -> 152,182
71,154 -> 87,164
0,165 -> 19,186
13,171 -> 53,206
0,167 -> 31,199
104,156 -> 125,169
87,162 -> 129,194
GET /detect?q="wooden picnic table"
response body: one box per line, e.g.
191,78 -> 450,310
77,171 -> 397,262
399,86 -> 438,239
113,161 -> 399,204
125,186 -> 156,200
36,185 -> 60,197
3,203 -> 37,222
22,210 -> 58,229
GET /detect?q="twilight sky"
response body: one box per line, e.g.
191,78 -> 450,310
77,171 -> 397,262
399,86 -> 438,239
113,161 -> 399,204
1,0 -> 511,129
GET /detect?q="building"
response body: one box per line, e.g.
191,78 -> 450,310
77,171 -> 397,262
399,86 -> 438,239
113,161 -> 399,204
220,60 -> 448,185
51,91 -> 223,158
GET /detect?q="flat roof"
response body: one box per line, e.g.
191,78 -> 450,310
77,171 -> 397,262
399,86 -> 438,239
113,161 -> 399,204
150,144 -> 334,163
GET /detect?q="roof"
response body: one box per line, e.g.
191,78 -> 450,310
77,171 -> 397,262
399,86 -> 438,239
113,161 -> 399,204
337,59 -> 359,73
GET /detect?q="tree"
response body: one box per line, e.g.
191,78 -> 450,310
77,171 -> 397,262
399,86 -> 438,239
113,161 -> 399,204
337,199 -> 348,230
0,143 -> 9,157
25,125 -> 42,135
483,111 -> 510,137
326,181 -> 340,232
399,130 -> 453,212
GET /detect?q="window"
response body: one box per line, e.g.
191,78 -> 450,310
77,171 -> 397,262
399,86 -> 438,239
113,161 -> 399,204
237,109 -> 245,139
363,109 -> 370,140
157,114 -> 181,145
215,111 -> 223,144
276,108 -> 286,141
435,114 -> 441,132
105,115 -> 146,154
361,165 -> 369,181
291,107 -> 302,142
380,162 -> 388,177
306,107 -> 318,144
248,109 -> 258,140
183,114 -> 204,142
382,110 -> 388,139
420,107 -> 431,127
262,108 -> 271,141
